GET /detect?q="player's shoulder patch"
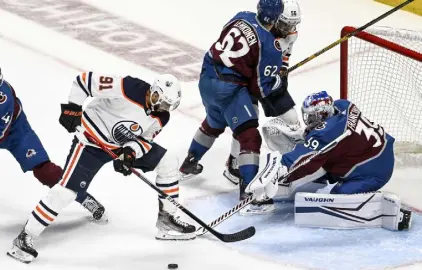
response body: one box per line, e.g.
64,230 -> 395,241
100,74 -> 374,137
0,80 -> 14,104
274,38 -> 283,52
151,111 -> 170,128
0,91 -> 7,104
122,76 -> 150,108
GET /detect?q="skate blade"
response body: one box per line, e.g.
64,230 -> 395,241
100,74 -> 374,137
239,205 -> 276,216
223,170 -> 240,185
87,212 -> 109,225
7,245 -> 35,264
180,173 -> 198,181
155,230 -> 196,241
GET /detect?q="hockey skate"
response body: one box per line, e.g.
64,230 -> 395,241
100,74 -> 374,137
179,153 -> 203,180
7,229 -> 38,264
398,208 -> 412,231
239,181 -> 275,215
239,198 -> 276,215
223,154 -> 241,185
156,210 -> 196,241
80,194 -> 108,224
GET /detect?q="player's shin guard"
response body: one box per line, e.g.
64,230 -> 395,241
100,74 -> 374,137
223,138 -> 241,184
26,184 -> 76,237
180,120 -> 224,179
8,184 -> 76,263
294,192 -> 412,231
156,154 -> 195,240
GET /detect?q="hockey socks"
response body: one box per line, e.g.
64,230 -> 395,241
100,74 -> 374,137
25,184 -> 77,237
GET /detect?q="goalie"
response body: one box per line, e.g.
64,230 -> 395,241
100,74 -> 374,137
242,91 -> 412,231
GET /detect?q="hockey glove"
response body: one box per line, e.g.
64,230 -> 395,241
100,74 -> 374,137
113,146 -> 136,176
260,73 -> 291,117
59,103 -> 83,133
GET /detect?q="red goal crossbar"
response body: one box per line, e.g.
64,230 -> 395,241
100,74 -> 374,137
340,26 -> 422,99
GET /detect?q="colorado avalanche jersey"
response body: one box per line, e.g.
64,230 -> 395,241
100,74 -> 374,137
0,80 -> 22,143
281,99 -> 395,183
69,72 -> 169,158
206,11 -> 284,99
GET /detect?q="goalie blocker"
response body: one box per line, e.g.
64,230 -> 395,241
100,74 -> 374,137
295,192 -> 412,231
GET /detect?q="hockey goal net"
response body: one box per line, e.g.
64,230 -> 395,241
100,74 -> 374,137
340,26 -> 422,165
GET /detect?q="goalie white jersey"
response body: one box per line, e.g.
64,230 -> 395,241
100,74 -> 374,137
69,72 -> 169,158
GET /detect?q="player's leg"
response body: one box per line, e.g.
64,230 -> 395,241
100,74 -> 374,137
223,98 -> 259,185
7,112 -> 105,221
179,76 -> 226,178
132,144 -> 195,240
217,87 -> 263,198
7,137 -> 111,263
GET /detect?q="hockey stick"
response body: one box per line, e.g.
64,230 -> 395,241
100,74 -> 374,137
81,129 -> 255,243
196,129 -> 352,236
284,0 -> 414,74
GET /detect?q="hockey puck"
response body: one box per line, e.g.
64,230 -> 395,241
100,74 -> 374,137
168,263 -> 178,269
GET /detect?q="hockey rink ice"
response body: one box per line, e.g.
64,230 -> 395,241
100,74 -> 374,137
0,0 -> 421,269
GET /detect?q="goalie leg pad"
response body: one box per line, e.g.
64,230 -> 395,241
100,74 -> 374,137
294,192 -> 412,231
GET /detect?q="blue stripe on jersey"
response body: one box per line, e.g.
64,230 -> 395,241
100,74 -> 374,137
76,76 -> 89,97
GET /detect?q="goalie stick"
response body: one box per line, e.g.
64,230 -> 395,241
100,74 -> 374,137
196,129 -> 352,236
80,128 -> 255,243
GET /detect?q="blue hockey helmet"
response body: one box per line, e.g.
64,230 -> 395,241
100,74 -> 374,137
257,0 -> 284,25
301,91 -> 335,126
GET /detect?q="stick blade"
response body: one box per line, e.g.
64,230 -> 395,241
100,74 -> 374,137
219,226 -> 256,243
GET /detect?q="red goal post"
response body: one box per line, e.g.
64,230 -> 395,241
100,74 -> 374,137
340,26 -> 422,159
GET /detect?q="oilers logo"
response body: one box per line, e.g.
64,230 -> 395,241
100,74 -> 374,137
0,92 -> 7,104
111,121 -> 142,144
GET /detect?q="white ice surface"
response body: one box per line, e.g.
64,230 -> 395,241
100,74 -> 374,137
0,0 -> 421,269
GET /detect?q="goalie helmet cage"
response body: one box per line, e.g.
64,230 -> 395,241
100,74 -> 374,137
340,26 -> 422,166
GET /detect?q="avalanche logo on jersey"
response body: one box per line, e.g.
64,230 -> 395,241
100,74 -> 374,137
26,149 -> 37,158
274,38 -> 283,52
111,120 -> 143,144
0,92 -> 7,104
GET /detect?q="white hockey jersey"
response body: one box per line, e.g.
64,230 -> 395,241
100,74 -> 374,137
68,72 -> 169,158
276,30 -> 298,69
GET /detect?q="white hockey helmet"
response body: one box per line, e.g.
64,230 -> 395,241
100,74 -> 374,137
150,74 -> 181,112
275,0 -> 301,37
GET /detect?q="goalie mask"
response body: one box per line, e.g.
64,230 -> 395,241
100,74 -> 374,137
301,91 -> 334,126
150,74 -> 182,112
274,0 -> 301,37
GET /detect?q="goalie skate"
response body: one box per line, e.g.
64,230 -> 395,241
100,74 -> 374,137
156,211 -> 196,241
7,230 -> 38,264
81,194 -> 108,224
239,199 -> 276,216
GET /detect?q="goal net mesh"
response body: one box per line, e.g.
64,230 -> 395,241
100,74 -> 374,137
341,26 -> 422,159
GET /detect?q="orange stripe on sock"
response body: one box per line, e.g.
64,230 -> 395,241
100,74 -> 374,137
163,187 -> 179,194
36,206 -> 54,222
